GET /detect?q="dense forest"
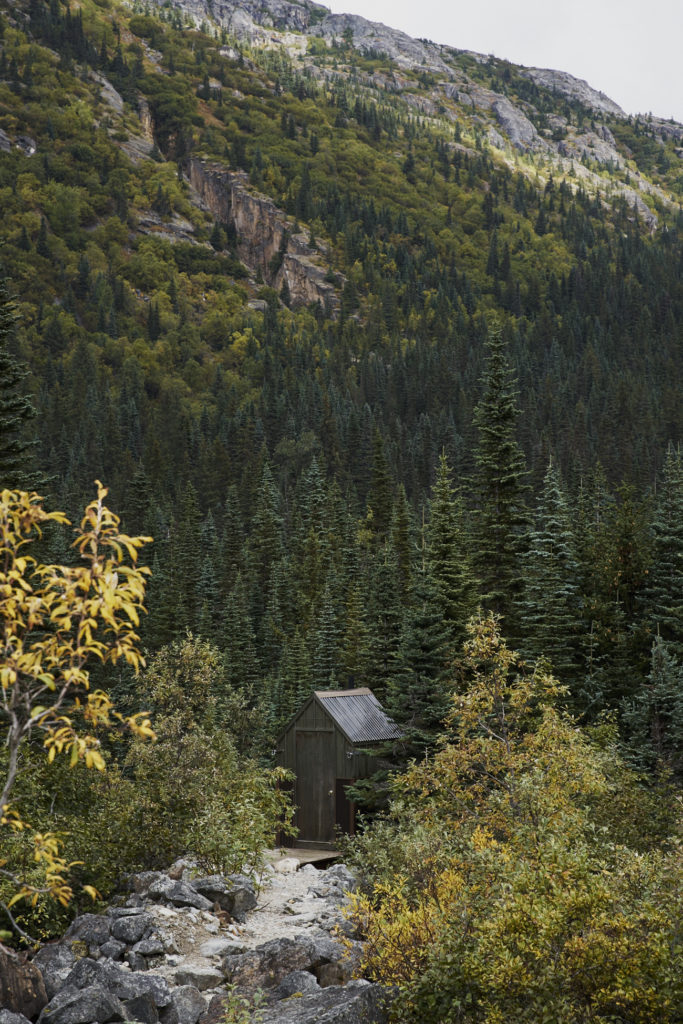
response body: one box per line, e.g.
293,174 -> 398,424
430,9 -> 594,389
0,0 -> 681,1019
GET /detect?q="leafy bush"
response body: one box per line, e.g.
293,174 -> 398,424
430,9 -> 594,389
349,616 -> 683,1023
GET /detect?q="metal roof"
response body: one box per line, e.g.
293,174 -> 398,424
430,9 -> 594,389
314,688 -> 402,744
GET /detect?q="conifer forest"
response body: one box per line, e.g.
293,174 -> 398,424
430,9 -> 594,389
0,0 -> 682,1020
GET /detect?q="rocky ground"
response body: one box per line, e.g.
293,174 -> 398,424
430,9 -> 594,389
0,858 -> 391,1024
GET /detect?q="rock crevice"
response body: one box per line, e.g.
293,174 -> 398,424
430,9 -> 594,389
188,159 -> 339,311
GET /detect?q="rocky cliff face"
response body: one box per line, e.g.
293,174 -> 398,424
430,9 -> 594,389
144,0 -> 679,234
188,159 -> 339,311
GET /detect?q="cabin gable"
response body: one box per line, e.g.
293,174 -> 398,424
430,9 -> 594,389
275,688 -> 400,849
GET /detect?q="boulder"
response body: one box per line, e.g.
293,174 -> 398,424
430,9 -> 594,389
97,941 -> 125,963
107,969 -> 173,1008
320,865 -> 357,893
272,970 -> 320,1000
170,986 -> 207,1024
190,876 -> 256,920
61,958 -> 173,1009
62,959 -> 112,991
31,945 -> 76,1001
0,1013 -> 33,1024
63,915 -> 112,950
198,938 -> 244,959
122,994 -> 158,1024
131,936 -> 165,957
257,980 -> 391,1024
106,907 -> 147,919
159,882 -> 213,912
0,949 -> 48,1019
173,965 -> 224,992
223,936 -> 322,992
37,984 -> 126,1024
110,914 -> 154,945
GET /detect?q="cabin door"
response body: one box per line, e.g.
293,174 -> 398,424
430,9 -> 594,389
295,729 -> 335,844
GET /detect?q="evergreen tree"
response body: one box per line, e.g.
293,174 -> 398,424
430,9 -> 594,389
385,568 -> 452,762
622,636 -> 683,777
367,427 -> 394,540
642,444 -> 683,659
426,451 -> 478,652
521,459 -> 582,684
223,572 -> 260,699
311,578 -> 340,688
365,545 -> 404,701
472,325 -> 528,635
248,462 -> 284,622
391,484 -> 416,603
0,277 -> 39,487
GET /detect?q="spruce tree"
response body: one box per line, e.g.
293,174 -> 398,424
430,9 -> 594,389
642,444 -> 683,660
367,427 -> 394,540
427,451 -> 478,653
365,544 -> 404,701
622,636 -> 683,777
521,459 -> 582,685
385,567 -> 452,762
0,277 -> 39,488
472,325 -> 528,635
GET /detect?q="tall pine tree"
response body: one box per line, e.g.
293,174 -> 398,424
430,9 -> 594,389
427,451 -> 478,653
521,459 -> 582,685
472,325 -> 528,635
0,277 -> 39,488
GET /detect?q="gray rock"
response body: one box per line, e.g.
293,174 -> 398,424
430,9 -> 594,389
257,981 -> 391,1024
68,962 -> 173,1009
111,913 -> 154,944
126,952 -> 148,972
32,945 -> 76,1000
131,936 -> 165,957
198,938 -> 245,959
37,984 -> 126,1024
173,965 -> 224,992
272,970 -> 320,1000
106,907 -> 148,919
63,914 -> 112,949
162,882 -> 213,912
521,67 -> 625,117
223,936 -> 323,992
62,958 -> 111,992
171,986 -> 207,1024
320,864 -> 357,891
122,994 -> 158,1024
190,876 -> 256,920
225,876 -> 257,919
128,872 -> 167,895
0,1013 -> 33,1024
118,974 -> 173,1009
491,98 -> 541,152
98,940 -> 126,962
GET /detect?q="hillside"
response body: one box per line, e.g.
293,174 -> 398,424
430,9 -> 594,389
0,0 -> 682,741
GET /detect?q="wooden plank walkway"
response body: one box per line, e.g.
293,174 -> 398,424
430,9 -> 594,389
265,847 -> 342,867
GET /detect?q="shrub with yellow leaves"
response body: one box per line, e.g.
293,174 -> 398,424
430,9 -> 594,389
347,614 -> 683,1024
0,483 -> 154,942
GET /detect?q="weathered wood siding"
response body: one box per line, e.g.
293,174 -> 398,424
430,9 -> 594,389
276,695 -> 381,846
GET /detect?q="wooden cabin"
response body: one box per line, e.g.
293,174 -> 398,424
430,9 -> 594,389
275,688 -> 402,849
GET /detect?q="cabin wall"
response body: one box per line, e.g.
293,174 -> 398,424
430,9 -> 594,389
276,698 -> 383,845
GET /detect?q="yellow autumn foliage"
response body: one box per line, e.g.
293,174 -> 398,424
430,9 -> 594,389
0,483 -> 154,938
348,615 -> 682,1024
